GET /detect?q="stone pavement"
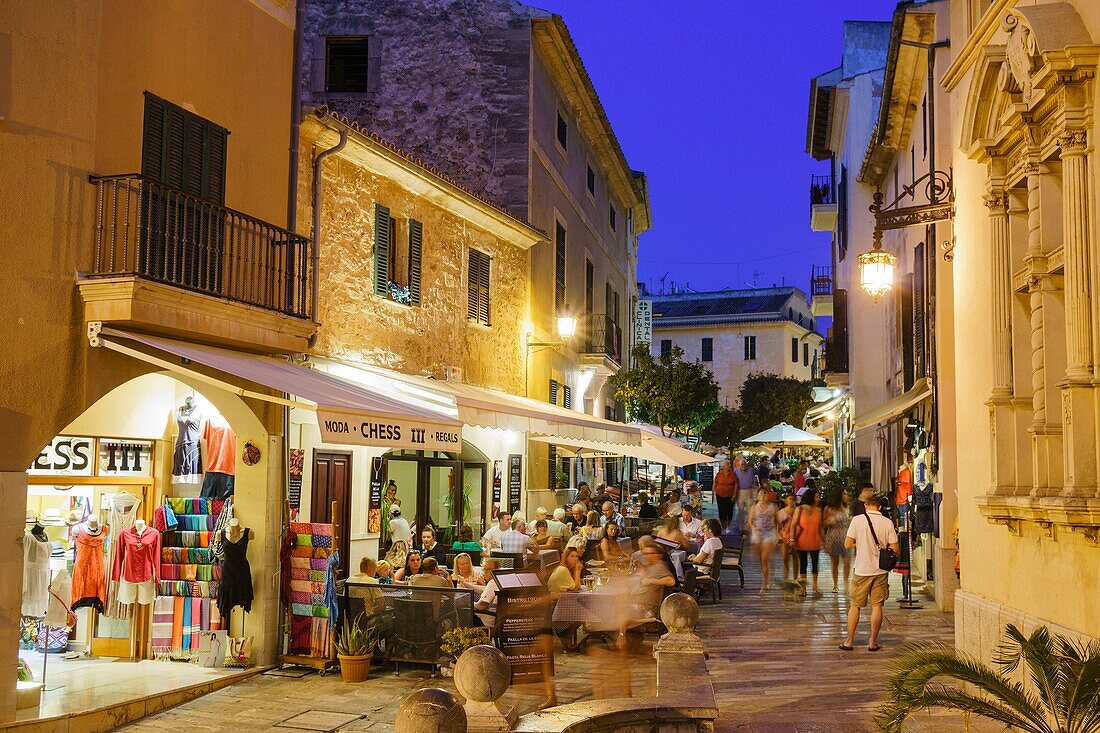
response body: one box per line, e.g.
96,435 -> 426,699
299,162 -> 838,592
116,524 -> 997,733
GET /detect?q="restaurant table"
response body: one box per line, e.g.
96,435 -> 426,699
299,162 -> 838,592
551,578 -> 640,624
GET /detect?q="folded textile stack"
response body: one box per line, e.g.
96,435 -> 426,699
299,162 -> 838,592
284,521 -> 335,658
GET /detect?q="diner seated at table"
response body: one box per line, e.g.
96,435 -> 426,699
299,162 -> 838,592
374,560 -> 394,585
452,552 -> 483,587
564,534 -> 587,552
548,508 -> 572,545
679,505 -> 704,543
580,510 -> 603,541
481,512 -> 511,551
637,492 -> 659,519
655,515 -> 689,550
565,503 -> 588,534
409,556 -> 452,588
599,521 -> 626,562
688,519 -> 724,568
661,489 -> 683,518
632,537 -> 676,617
393,549 -> 423,582
452,524 -> 483,553
500,517 -> 536,555
347,557 -> 386,613
531,519 -> 558,550
600,501 -> 626,530
547,547 -> 583,599
420,527 -> 448,568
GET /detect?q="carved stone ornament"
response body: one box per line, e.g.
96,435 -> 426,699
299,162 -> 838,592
1002,13 -> 1042,102
983,192 -> 1009,213
1059,130 -> 1088,154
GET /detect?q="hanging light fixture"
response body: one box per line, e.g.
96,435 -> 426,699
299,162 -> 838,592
857,227 -> 896,303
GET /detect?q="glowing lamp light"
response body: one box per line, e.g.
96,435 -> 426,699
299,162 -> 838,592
556,315 -> 578,339
857,232 -> 896,303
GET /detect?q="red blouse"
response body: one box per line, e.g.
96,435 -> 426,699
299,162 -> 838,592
111,526 -> 161,584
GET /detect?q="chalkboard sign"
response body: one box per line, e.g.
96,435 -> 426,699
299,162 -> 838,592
494,571 -> 553,683
508,454 -> 522,513
697,464 -> 714,491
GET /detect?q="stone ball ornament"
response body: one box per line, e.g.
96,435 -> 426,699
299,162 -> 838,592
660,592 -> 700,633
453,645 -> 511,703
395,688 -> 468,733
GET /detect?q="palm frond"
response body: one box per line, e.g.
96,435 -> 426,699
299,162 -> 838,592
875,684 -> 1047,733
883,644 -> 1053,733
1002,626 -> 1064,732
1057,638 -> 1100,733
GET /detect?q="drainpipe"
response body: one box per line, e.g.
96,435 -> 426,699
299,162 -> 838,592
287,0 -> 305,235
307,126 -> 347,346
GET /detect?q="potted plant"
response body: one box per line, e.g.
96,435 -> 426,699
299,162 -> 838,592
554,469 -> 568,491
335,613 -> 377,683
439,627 -> 490,676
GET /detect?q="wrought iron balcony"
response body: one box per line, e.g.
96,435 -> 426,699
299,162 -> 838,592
810,265 -> 833,297
583,313 -> 622,366
810,174 -> 835,206
88,174 -> 313,319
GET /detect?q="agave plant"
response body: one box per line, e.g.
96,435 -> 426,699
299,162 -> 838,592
876,624 -> 1100,733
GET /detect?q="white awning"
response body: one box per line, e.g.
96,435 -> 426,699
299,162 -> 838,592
314,359 -> 641,446
852,378 -> 932,433
93,328 -> 463,451
528,432 -> 711,467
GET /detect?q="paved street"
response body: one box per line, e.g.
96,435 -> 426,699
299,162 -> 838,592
114,522 -> 994,733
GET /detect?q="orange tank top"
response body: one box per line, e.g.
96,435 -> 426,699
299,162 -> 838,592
795,508 -> 822,551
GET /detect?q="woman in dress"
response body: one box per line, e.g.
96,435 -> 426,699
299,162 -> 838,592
790,492 -> 824,596
580,510 -> 602,541
599,521 -> 625,562
655,515 -> 689,550
747,488 -> 779,593
822,489 -> 852,593
776,494 -> 798,583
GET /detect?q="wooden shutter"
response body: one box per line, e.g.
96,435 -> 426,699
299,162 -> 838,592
548,444 -> 558,489
554,222 -> 566,310
832,289 -> 849,372
900,273 -> 915,390
141,94 -> 168,183
408,219 -> 423,306
478,251 -> 490,325
913,241 -> 926,377
563,385 -> 573,409
467,249 -> 490,325
467,251 -> 479,321
373,204 -> 391,296
549,379 -> 559,405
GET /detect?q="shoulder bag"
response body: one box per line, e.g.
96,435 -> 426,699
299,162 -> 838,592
865,513 -> 898,572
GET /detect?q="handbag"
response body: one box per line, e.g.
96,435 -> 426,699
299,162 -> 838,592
223,635 -> 253,667
865,513 -> 898,572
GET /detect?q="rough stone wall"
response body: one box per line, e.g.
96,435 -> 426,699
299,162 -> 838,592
302,123 -> 529,395
301,0 -> 539,217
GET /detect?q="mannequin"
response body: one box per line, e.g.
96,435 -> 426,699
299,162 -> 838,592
85,514 -> 102,535
217,518 -> 254,619
172,396 -> 203,486
113,517 -> 160,607
224,518 -> 255,542
72,514 -> 107,612
23,521 -> 52,616
30,520 -> 49,542
179,395 -> 197,417
134,518 -> 147,535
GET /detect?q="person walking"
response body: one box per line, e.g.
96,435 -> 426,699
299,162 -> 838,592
747,488 -> 778,592
791,491 -> 824,596
712,460 -> 738,534
840,494 -> 899,652
732,457 -> 757,532
777,494 -> 798,583
822,490 -> 852,593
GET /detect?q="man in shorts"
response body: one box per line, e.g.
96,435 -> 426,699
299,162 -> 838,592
840,494 -> 899,652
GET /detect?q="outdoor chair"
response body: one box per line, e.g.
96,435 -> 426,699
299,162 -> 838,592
721,534 -> 747,588
581,538 -> 602,563
489,550 -> 524,569
691,547 -> 725,603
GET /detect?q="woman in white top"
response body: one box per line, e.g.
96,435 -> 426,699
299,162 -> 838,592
385,506 -> 412,570
688,519 -> 724,568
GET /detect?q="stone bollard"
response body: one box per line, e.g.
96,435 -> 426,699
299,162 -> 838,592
653,592 -> 706,655
395,687 -> 468,733
453,644 -> 517,732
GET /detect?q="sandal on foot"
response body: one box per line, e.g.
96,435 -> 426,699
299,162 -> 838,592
868,645 -> 882,652
838,644 -> 854,651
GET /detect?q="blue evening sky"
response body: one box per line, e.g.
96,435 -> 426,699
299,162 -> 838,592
534,0 -> 894,295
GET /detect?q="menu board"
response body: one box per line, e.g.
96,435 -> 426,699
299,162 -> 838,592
493,460 -> 503,515
508,454 -> 522,513
494,572 -> 553,684
288,448 -> 304,513
367,456 -> 384,533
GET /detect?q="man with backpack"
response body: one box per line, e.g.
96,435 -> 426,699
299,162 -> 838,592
839,494 -> 899,652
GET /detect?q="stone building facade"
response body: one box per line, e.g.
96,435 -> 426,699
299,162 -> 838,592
298,0 -> 651,506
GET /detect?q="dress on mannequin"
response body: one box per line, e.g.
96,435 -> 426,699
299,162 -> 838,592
200,414 -> 237,500
172,398 -> 203,485
104,493 -> 140,619
72,524 -> 107,612
44,569 -> 72,628
22,527 -> 52,617
216,525 -> 254,618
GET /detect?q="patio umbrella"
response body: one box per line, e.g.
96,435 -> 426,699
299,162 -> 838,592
740,422 -> 829,447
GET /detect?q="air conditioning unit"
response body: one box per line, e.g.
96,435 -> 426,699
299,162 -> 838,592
444,365 -> 464,383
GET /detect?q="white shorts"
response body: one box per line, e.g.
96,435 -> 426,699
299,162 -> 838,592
119,578 -> 155,605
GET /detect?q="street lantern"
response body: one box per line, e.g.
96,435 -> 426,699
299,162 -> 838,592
857,230 -> 896,303
556,314 -> 578,340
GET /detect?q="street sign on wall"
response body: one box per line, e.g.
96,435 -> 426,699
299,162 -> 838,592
635,299 -> 653,345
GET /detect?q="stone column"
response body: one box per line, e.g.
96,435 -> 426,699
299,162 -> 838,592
986,191 -> 1017,494
1059,130 -> 1098,497
0,472 -> 25,722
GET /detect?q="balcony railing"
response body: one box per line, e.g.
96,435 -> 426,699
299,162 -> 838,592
810,174 -> 835,207
810,265 -> 833,297
824,334 -> 849,375
89,174 -> 314,319
583,313 -> 622,365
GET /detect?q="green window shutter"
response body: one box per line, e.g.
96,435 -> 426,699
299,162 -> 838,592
478,251 -> 491,325
467,249 -> 491,325
562,385 -> 572,409
373,204 -> 391,297
408,219 -> 423,306
549,379 -> 559,405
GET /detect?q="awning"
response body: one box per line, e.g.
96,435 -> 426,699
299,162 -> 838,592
314,359 -> 641,446
806,393 -> 845,422
852,378 -> 932,433
92,328 -> 463,451
528,432 -> 712,467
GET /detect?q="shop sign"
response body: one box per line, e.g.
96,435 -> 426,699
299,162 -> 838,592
634,299 -> 653,345
493,573 -> 553,684
492,460 -> 502,514
98,440 -> 154,476
367,456 -> 384,533
288,448 -> 304,514
317,409 -> 462,452
28,437 -> 95,476
507,454 -> 522,513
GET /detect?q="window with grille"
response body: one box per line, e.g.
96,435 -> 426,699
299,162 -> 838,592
325,37 -> 370,93
549,379 -> 559,405
744,336 -> 757,360
701,338 -> 713,362
660,339 -> 672,356
555,221 -> 567,310
467,248 -> 491,325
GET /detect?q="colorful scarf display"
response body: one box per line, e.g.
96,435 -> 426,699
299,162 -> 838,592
284,520 -> 336,659
156,498 -> 224,656
151,596 -> 174,652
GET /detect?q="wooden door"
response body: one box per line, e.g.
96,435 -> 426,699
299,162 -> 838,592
311,451 -> 352,576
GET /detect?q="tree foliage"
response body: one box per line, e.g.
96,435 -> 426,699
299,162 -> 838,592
609,345 -> 721,437
702,373 -> 816,448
